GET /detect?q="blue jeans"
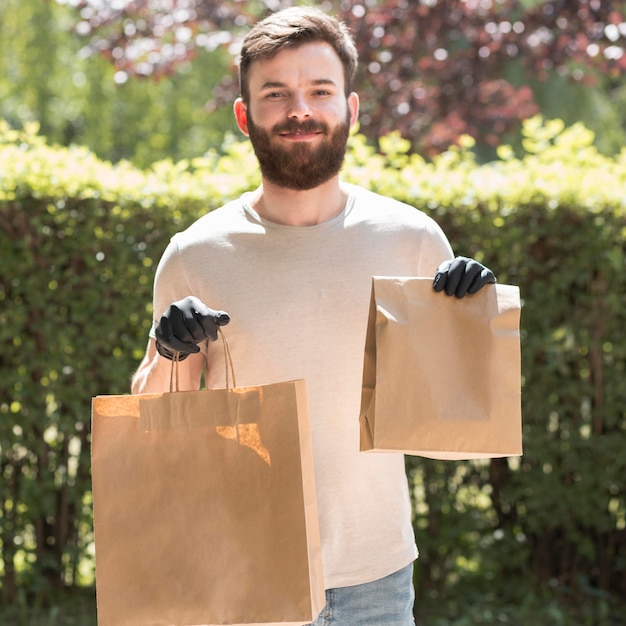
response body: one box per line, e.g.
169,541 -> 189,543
306,563 -> 415,625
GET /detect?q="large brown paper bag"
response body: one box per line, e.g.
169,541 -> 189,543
360,277 -> 522,460
91,370 -> 324,625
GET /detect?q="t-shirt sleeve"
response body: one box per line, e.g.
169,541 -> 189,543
148,234 -> 195,338
416,214 -> 454,277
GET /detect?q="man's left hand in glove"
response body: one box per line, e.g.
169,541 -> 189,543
433,256 -> 496,298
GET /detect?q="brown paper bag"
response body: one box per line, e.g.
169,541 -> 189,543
360,277 -> 522,459
91,356 -> 324,625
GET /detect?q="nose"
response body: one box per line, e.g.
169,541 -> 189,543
287,92 -> 312,120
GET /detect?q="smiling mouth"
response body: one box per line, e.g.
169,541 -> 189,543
275,121 -> 327,137
279,131 -> 323,139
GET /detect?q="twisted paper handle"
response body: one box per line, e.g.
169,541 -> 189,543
169,328 -> 236,392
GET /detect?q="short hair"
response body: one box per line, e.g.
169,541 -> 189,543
238,6 -> 358,102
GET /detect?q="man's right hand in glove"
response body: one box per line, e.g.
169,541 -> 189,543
154,296 -> 230,360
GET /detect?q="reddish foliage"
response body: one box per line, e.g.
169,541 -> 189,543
68,0 -> 626,154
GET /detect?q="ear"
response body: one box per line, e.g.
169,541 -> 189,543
233,98 -> 250,136
347,92 -> 359,129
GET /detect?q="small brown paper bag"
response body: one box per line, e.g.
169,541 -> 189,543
91,349 -> 324,625
360,277 -> 522,460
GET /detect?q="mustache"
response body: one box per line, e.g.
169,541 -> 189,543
272,119 -> 329,135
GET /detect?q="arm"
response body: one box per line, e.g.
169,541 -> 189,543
130,237 -> 229,395
414,214 -> 496,298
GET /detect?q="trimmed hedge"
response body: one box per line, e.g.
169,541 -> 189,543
1,118 -> 625,619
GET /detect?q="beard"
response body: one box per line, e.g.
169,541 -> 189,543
246,110 -> 351,191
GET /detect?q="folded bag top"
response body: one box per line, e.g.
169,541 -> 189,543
360,277 -> 522,460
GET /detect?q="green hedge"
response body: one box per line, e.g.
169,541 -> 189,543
1,118 -> 625,621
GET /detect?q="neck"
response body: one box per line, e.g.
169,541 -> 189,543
250,177 -> 348,227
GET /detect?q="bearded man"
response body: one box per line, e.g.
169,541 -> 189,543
132,6 -> 495,625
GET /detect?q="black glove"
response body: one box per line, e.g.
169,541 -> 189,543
433,256 -> 496,298
155,296 -> 230,360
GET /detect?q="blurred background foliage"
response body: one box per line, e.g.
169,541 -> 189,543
1,0 -> 625,167
1,0 -> 626,625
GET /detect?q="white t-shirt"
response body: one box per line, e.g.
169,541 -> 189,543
138,183 -> 454,589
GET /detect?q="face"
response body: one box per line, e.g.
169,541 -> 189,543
234,42 -> 359,191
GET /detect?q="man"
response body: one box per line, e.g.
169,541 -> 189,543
132,6 -> 495,625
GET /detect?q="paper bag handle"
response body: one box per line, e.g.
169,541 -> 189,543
169,328 -> 236,393
218,327 -> 237,389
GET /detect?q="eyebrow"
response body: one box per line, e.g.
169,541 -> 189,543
259,78 -> 338,90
